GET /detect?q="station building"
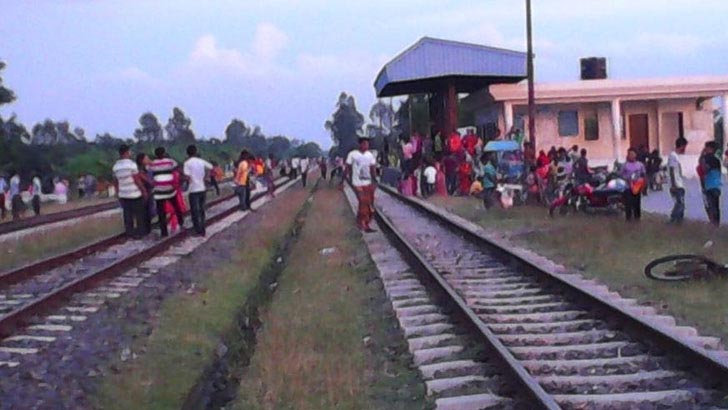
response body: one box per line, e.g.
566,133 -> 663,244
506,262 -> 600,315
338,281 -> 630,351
375,37 -> 728,173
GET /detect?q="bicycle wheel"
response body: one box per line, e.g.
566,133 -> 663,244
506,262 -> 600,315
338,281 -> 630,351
644,254 -> 714,281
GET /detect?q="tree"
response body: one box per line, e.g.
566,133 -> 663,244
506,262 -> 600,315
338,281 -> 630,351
30,120 -> 84,145
95,132 -> 125,147
165,107 -> 195,143
134,112 -> 163,142
0,61 -> 16,108
224,118 -> 250,145
267,135 -> 292,159
324,92 -> 364,157
294,141 -> 323,158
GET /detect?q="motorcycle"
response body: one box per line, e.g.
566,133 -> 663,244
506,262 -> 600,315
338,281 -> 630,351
549,172 -> 627,216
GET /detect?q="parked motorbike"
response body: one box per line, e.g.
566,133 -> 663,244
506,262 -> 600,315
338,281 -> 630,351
549,173 -> 627,217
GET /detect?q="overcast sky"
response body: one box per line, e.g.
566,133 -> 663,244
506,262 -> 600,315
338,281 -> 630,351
1,0 -> 727,148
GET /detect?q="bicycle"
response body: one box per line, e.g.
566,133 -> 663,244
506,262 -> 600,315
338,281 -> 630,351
644,254 -> 728,282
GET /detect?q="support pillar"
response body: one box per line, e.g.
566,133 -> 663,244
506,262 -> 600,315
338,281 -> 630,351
504,101 -> 514,134
723,94 -> 728,146
444,82 -> 458,136
611,98 -> 623,162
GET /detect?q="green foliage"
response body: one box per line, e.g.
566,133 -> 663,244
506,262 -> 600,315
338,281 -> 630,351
325,92 -> 365,157
0,61 -> 16,107
293,141 -> 323,158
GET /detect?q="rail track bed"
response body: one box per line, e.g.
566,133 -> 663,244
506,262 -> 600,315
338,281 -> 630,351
0,178 -> 294,370
361,186 -> 728,410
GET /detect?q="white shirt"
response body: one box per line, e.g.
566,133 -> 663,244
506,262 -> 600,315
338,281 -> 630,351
291,157 -> 300,169
183,156 -> 213,193
668,151 -> 684,189
346,150 -> 376,187
299,157 -> 309,171
32,177 -> 42,195
112,158 -> 142,199
424,166 -> 437,184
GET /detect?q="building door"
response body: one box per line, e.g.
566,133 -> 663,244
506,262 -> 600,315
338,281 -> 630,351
629,114 -> 649,150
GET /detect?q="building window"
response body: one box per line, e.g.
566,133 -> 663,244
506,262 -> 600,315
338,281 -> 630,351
584,108 -> 599,141
558,110 -> 579,137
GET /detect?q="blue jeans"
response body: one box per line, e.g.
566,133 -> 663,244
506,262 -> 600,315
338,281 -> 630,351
669,188 -> 685,223
188,191 -> 206,235
705,188 -> 721,226
235,185 -> 249,211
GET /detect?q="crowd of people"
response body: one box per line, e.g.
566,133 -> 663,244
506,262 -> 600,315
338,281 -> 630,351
0,171 -> 75,221
111,144 -> 320,239
357,125 -> 727,227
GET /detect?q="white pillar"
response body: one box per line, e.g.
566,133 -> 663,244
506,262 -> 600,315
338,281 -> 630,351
611,98 -> 623,162
722,94 -> 728,146
504,101 -> 514,133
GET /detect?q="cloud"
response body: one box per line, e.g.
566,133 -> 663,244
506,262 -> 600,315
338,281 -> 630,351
251,22 -> 289,62
607,33 -> 710,56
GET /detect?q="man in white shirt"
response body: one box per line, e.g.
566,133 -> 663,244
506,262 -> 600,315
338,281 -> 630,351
0,174 -> 7,220
183,144 -> 213,236
346,137 -> 377,232
668,137 -> 688,224
290,156 -> 300,179
423,163 -> 437,197
31,174 -> 42,216
299,156 -> 310,187
112,144 -> 148,238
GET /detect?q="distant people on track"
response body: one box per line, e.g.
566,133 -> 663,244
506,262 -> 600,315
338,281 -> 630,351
261,155 -> 276,198
31,173 -> 42,216
234,150 -> 253,211
210,161 -> 223,196
184,144 -> 213,237
620,148 -> 647,222
149,147 -> 185,238
0,173 -> 7,220
299,156 -> 310,187
668,137 -> 688,224
84,174 -> 97,199
9,171 -> 23,220
346,137 -> 377,232
698,141 -> 722,227
319,157 -> 328,180
112,145 -> 148,239
136,153 -> 154,235
290,156 -> 300,179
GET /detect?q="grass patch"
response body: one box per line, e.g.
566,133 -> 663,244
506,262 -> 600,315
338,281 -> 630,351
2,215 -> 122,271
429,195 -> 728,342
93,186 -> 311,410
233,185 -> 426,410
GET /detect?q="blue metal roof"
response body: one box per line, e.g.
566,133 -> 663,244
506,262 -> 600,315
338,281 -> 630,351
374,37 -> 527,97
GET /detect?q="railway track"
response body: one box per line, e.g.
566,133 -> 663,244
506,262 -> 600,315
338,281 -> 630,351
350,185 -> 728,410
0,177 -> 296,368
0,178 -> 234,239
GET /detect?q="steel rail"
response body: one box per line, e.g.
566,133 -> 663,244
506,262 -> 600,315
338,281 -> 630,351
377,184 -> 728,392
0,178 -> 234,237
0,177 -> 293,337
0,178 -> 281,289
371,188 -> 560,410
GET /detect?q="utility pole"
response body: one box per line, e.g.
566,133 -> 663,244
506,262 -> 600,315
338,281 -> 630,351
526,0 -> 536,147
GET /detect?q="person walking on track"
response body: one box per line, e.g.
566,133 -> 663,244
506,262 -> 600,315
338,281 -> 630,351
299,156 -> 310,187
112,144 -> 148,239
0,173 -> 8,220
234,150 -> 252,211
346,136 -> 377,233
31,173 -> 42,216
149,147 -> 185,237
184,144 -> 213,236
